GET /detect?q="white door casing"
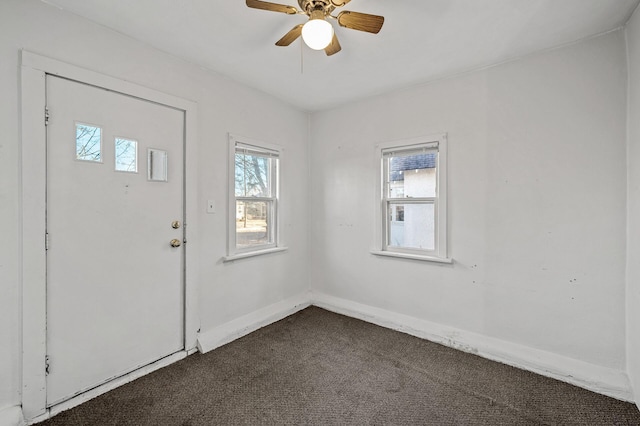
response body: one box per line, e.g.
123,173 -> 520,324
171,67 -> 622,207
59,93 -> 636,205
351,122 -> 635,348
45,75 -> 184,406
21,51 -> 199,420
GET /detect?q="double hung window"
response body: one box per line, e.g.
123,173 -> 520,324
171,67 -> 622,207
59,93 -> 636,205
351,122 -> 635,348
375,135 -> 450,263
227,135 -> 282,259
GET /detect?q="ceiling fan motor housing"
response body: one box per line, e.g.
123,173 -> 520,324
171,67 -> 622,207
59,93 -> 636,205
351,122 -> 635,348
298,0 -> 335,15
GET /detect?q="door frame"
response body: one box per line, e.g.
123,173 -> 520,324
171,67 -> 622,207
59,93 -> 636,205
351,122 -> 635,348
20,50 -> 200,421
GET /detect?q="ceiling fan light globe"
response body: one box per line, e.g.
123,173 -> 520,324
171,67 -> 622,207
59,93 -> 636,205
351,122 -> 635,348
302,19 -> 334,50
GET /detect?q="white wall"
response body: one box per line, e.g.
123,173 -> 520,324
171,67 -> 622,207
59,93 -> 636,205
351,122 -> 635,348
0,0 -> 309,415
626,5 -> 640,409
310,30 -> 629,385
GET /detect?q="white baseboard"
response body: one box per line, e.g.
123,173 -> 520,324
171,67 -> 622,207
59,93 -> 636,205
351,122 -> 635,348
197,292 -> 311,354
0,406 -> 24,426
311,292 -> 634,402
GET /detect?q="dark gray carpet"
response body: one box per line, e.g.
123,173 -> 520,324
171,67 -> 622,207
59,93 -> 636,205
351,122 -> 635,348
41,306 -> 640,425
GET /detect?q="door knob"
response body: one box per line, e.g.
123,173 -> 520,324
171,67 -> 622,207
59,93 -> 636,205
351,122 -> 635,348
171,221 -> 181,229
170,239 -> 181,248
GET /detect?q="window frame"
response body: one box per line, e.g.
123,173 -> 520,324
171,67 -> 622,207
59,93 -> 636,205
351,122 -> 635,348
373,134 -> 451,263
225,134 -> 285,261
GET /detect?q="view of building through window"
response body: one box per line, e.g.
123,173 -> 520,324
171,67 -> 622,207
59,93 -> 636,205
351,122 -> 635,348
387,152 -> 437,251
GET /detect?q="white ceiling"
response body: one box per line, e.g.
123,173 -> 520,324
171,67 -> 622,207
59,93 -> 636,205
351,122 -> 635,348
41,0 -> 640,111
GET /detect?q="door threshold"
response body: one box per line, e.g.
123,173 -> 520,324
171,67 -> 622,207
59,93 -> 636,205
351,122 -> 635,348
41,351 -> 189,422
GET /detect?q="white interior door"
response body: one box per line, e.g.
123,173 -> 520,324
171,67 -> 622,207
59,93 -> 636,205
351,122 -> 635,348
45,75 -> 185,406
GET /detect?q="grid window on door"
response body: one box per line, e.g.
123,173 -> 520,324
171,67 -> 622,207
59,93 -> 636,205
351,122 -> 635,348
230,137 -> 280,254
75,123 -> 102,162
115,138 -> 138,172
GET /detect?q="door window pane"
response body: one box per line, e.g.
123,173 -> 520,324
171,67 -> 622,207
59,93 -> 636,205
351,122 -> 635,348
115,138 -> 137,172
76,123 -> 101,162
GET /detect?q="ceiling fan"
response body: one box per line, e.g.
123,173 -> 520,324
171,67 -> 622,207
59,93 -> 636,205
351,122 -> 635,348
246,0 -> 384,56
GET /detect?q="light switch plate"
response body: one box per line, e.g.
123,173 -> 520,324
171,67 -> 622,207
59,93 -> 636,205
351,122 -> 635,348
207,200 -> 215,214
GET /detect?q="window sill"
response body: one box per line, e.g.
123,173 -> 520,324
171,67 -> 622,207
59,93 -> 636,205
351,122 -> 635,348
223,247 -> 288,262
370,250 -> 453,264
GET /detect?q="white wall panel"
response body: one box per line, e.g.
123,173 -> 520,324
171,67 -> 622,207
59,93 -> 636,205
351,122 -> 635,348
310,30 -> 628,373
626,4 -> 640,409
0,0 -> 309,415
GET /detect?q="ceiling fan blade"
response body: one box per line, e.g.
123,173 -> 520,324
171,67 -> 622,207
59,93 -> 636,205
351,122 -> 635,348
337,11 -> 384,34
246,0 -> 298,15
276,24 -> 303,46
324,33 -> 342,56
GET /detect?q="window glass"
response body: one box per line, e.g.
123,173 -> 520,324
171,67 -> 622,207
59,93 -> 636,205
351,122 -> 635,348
388,203 -> 435,250
76,123 -> 101,162
388,152 -> 437,198
115,138 -> 137,172
235,153 -> 271,198
236,200 -> 271,248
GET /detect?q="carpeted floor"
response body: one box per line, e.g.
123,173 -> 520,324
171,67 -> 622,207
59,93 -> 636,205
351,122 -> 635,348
40,306 -> 640,425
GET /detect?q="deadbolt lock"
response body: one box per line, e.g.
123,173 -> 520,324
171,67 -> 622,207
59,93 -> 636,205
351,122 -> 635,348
170,239 -> 181,248
171,221 -> 181,229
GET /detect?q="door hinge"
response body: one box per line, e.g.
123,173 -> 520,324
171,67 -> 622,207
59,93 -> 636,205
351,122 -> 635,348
45,355 -> 50,375
45,232 -> 49,251
45,107 -> 50,126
